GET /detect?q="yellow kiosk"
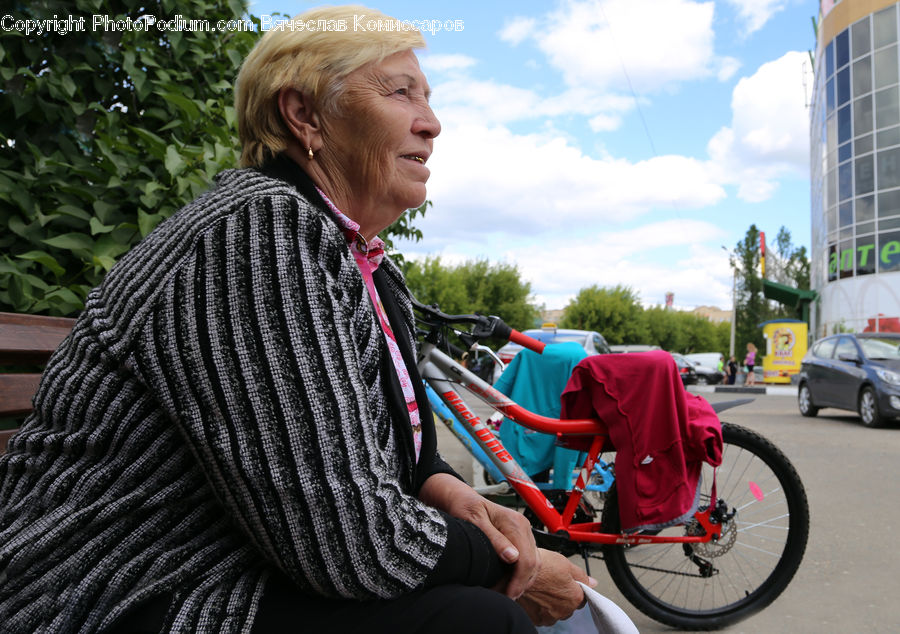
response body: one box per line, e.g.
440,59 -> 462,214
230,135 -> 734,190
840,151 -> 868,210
760,319 -> 807,384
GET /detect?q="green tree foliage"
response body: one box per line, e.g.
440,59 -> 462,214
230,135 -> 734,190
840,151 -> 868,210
680,312 -> 731,353
732,224 -> 766,353
639,306 -> 729,354
709,319 -> 732,355
771,226 -> 811,291
403,256 -> 537,332
728,224 -> 811,353
642,306 -> 682,351
1,1 -> 430,316
383,200 -> 430,266
560,284 -> 649,344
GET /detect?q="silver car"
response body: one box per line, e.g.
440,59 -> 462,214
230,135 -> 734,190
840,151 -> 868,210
496,326 -> 611,364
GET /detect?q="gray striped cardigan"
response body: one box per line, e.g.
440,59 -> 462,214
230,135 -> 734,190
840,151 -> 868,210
0,161 -> 468,632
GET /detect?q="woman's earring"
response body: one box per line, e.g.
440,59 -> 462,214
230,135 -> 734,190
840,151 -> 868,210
308,147 -> 314,160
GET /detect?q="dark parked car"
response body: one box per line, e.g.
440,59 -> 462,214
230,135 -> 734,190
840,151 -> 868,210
669,352 -> 698,386
687,360 -> 725,385
797,333 -> 900,427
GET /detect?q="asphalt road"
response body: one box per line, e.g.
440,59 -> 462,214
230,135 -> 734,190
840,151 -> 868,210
434,387 -> 900,633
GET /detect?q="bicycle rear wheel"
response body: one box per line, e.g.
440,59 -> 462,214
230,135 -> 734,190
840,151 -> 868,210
602,422 -> 809,630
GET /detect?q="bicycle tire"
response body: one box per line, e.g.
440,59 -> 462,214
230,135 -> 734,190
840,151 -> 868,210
602,422 -> 809,630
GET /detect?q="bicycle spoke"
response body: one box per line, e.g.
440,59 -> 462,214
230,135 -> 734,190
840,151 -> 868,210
602,423 -> 808,628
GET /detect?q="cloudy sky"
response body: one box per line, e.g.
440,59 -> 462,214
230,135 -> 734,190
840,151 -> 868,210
252,0 -> 819,311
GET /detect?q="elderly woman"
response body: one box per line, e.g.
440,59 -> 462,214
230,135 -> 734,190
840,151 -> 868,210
0,5 -> 591,632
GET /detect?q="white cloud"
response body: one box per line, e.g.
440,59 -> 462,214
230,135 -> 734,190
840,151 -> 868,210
402,219 -> 732,310
419,53 -> 477,73
417,123 -> 726,244
715,56 -> 742,82
429,78 -> 546,125
707,51 -> 811,201
725,0 -> 789,37
498,16 -> 537,45
588,113 -> 622,132
526,222 -> 731,309
509,0 -> 736,93
395,1 -> 809,313
426,0 -> 743,136
430,77 -> 635,127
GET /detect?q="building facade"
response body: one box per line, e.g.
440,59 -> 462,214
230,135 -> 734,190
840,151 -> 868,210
811,0 -> 900,335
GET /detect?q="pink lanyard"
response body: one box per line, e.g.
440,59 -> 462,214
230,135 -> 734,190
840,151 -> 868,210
317,189 -> 422,461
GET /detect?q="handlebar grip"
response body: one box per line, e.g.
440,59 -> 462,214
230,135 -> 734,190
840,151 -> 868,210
509,329 -> 545,354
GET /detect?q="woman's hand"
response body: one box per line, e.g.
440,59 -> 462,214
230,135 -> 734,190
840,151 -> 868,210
517,549 -> 595,626
418,473 -> 539,598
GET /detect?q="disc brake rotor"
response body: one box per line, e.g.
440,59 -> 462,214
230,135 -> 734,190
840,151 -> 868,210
686,516 -> 738,558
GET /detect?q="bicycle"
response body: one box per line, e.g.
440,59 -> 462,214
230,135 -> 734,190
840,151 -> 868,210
413,300 -> 810,631
425,378 -> 615,499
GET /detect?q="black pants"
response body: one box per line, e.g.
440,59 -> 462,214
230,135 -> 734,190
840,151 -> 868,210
111,578 -> 537,634
252,575 -> 537,634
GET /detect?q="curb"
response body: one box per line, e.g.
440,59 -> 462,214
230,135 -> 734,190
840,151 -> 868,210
689,385 -> 797,397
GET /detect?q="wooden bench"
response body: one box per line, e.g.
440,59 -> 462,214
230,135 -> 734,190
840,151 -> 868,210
0,312 -> 76,452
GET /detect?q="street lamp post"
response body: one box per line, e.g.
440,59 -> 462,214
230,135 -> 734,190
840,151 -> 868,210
729,267 -> 736,358
722,246 -> 737,358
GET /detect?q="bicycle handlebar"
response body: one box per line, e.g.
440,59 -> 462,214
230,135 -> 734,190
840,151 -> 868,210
412,298 -> 545,353
509,328 -> 545,354
412,298 -> 488,327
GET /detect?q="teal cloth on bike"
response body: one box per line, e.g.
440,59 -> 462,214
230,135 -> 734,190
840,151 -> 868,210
494,342 -> 587,487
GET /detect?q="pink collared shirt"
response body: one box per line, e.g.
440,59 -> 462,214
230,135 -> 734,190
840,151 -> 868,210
317,188 -> 422,461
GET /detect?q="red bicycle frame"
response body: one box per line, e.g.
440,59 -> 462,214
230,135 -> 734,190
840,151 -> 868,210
419,341 -> 722,546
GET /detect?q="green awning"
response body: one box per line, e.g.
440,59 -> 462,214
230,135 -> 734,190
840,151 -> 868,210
762,279 -> 817,322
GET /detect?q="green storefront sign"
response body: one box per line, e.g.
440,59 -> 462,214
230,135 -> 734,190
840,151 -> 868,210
828,238 -> 900,277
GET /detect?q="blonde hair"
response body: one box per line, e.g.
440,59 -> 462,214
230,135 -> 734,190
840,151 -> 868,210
235,5 -> 425,168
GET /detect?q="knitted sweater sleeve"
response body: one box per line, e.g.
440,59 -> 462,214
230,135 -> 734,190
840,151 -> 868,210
131,193 -> 451,600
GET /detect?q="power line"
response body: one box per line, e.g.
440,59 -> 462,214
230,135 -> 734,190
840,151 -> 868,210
597,0 -> 659,157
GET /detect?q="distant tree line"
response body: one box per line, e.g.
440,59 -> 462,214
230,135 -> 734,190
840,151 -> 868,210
403,224 -> 811,358
401,259 -> 731,355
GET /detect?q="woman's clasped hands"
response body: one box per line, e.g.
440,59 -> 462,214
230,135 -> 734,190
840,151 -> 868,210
420,473 -> 595,626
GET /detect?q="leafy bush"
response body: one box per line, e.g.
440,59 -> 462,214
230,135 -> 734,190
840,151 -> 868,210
0,0 -> 260,315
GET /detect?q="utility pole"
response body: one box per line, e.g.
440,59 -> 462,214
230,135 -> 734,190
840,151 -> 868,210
723,246 -> 737,357
729,267 -> 737,358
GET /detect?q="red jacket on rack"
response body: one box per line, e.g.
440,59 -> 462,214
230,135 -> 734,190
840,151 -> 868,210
561,351 -> 722,531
